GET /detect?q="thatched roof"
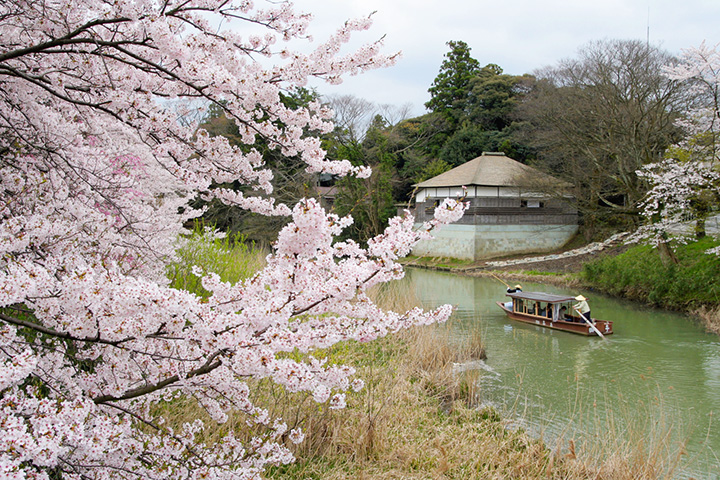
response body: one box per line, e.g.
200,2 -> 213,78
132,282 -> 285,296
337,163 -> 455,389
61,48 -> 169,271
415,152 -> 568,189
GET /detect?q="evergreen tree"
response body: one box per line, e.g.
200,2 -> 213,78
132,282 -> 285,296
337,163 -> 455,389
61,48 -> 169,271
426,40 -> 480,127
197,88 -> 321,245
469,64 -> 532,132
332,115 -> 399,242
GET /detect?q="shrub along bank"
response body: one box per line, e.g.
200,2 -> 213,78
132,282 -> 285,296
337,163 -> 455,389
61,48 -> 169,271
581,237 -> 720,332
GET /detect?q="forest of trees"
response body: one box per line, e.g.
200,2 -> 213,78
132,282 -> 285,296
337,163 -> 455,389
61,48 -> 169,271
198,38 -> 714,246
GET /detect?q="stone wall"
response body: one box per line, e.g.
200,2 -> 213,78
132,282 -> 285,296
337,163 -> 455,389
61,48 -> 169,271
410,193 -> 579,261
412,224 -> 477,260
412,223 -> 579,261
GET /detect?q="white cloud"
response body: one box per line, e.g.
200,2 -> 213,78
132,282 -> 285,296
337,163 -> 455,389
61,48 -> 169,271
287,0 -> 720,116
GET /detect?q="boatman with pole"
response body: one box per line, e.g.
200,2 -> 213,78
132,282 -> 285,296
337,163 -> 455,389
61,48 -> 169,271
573,295 -> 606,339
574,295 -> 591,323
506,284 -> 522,293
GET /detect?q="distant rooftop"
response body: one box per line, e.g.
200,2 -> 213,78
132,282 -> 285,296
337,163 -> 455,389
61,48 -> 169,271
415,152 -> 567,189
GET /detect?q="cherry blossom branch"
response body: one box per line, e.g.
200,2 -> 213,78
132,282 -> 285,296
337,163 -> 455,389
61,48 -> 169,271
92,348 -> 227,404
0,17 -> 136,63
0,2 -> 452,477
0,312 -> 137,346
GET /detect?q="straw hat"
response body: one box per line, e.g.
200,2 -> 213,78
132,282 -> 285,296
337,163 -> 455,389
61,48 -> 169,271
575,295 -> 586,301
514,284 -> 522,289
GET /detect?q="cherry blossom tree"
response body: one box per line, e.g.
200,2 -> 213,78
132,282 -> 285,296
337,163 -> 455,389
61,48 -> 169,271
0,1 -> 467,478
635,43 -> 720,256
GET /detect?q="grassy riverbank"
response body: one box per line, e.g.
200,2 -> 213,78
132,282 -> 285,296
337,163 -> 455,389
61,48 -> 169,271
165,231 -> 689,479
582,237 -> 720,334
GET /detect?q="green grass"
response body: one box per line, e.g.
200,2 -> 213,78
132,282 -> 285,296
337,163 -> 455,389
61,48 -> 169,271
582,237 -> 720,310
167,224 -> 267,297
514,269 -> 564,277
402,255 -> 475,269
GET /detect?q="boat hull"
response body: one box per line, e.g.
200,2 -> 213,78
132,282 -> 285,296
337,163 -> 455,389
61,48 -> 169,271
496,302 -> 614,336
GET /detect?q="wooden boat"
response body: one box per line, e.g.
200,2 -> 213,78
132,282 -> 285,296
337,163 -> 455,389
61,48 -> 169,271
497,291 -> 613,337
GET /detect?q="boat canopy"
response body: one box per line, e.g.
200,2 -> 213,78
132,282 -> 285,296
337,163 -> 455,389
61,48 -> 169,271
506,292 -> 577,304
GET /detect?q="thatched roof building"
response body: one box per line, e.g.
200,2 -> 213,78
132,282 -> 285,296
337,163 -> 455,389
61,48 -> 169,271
416,152 -> 564,189
411,152 -> 577,261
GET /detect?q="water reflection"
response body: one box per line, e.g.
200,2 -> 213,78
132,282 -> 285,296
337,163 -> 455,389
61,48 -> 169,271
406,267 -> 720,478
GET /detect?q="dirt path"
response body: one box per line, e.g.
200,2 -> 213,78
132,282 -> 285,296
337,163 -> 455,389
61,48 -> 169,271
455,232 -> 634,275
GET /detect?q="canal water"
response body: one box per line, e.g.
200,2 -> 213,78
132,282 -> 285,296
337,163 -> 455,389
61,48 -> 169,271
405,267 -> 720,478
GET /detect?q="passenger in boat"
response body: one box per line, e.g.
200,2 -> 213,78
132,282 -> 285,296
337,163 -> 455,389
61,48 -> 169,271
558,306 -> 568,321
506,284 -> 522,293
574,295 -> 592,324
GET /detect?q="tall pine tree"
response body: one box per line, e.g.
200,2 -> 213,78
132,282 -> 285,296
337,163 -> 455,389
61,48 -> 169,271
426,40 -> 480,127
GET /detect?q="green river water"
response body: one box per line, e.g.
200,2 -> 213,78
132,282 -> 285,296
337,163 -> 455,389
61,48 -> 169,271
405,267 -> 720,478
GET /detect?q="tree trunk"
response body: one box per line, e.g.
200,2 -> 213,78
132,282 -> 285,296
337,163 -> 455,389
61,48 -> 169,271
691,196 -> 710,239
696,217 -> 707,239
658,239 -> 679,266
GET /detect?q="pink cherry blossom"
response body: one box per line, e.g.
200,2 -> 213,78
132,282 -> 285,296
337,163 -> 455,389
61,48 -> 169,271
0,1 -> 465,478
636,43 -> 720,254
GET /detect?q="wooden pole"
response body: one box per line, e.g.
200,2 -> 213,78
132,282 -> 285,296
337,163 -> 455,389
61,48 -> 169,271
574,307 -> 606,339
490,272 -> 511,289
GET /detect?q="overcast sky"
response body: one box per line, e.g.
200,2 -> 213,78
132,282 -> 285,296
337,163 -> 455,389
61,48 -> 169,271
287,0 -> 720,117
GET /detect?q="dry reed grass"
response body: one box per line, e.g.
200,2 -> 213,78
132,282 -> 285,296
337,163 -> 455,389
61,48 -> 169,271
400,320 -> 486,412
545,386 -> 692,480
694,304 -> 720,335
